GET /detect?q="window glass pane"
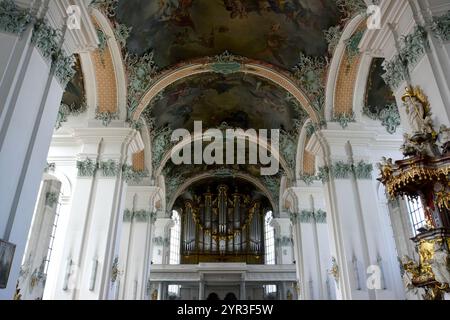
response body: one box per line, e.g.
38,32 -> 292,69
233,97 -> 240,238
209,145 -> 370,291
264,284 -> 277,295
264,211 -> 275,265
168,284 -> 180,296
169,210 -> 181,265
44,192 -> 62,274
406,197 -> 426,236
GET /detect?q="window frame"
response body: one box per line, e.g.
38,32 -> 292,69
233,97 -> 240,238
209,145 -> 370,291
405,197 -> 426,236
264,211 -> 275,265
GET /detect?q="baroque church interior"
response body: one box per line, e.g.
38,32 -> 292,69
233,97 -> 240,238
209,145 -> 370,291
0,0 -> 449,301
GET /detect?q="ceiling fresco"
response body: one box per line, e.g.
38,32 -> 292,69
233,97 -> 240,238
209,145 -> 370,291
145,72 -> 306,131
116,0 -> 341,69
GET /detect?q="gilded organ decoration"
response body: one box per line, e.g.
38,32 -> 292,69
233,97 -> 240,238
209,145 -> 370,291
179,184 -> 266,264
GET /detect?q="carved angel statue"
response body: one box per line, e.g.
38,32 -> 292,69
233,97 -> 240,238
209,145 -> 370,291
430,243 -> 450,285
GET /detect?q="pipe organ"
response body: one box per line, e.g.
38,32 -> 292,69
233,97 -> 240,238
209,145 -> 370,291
180,185 -> 265,264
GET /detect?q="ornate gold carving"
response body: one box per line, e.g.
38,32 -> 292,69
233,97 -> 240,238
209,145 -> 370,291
378,157 -> 450,200
417,239 -> 436,282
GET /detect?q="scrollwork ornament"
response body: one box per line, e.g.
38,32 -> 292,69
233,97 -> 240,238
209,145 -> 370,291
331,112 -> 356,129
90,0 -> 118,18
31,20 -> 60,61
95,108 -> 119,126
122,165 -> 149,184
210,51 -> 242,75
54,52 -> 76,87
363,103 -> 401,134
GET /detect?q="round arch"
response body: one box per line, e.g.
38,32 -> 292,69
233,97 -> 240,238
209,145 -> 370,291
166,172 -> 278,214
155,129 -> 293,180
325,14 -> 366,121
131,60 -> 321,123
90,8 -> 128,120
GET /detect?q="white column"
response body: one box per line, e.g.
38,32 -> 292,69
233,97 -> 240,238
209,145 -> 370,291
272,215 -> 294,265
307,128 -> 405,300
49,128 -> 142,300
152,217 -> 173,265
300,209 -> 321,299
240,275 -> 246,301
290,212 -> 306,300
0,0 -> 97,299
119,186 -> 160,300
407,0 -> 450,127
42,159 -> 77,300
199,275 -> 205,301
0,41 -> 65,300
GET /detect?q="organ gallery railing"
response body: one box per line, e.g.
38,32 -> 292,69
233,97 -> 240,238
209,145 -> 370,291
180,184 -> 265,264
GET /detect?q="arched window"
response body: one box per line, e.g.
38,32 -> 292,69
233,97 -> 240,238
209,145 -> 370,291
264,211 -> 275,265
169,210 -> 181,265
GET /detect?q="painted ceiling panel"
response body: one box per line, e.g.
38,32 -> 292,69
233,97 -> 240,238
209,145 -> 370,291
365,58 -> 396,113
147,72 -> 302,131
117,0 -> 340,69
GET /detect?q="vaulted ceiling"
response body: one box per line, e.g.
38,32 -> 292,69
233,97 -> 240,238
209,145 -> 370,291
83,0 -> 380,208
146,72 -> 305,131
116,0 -> 341,70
